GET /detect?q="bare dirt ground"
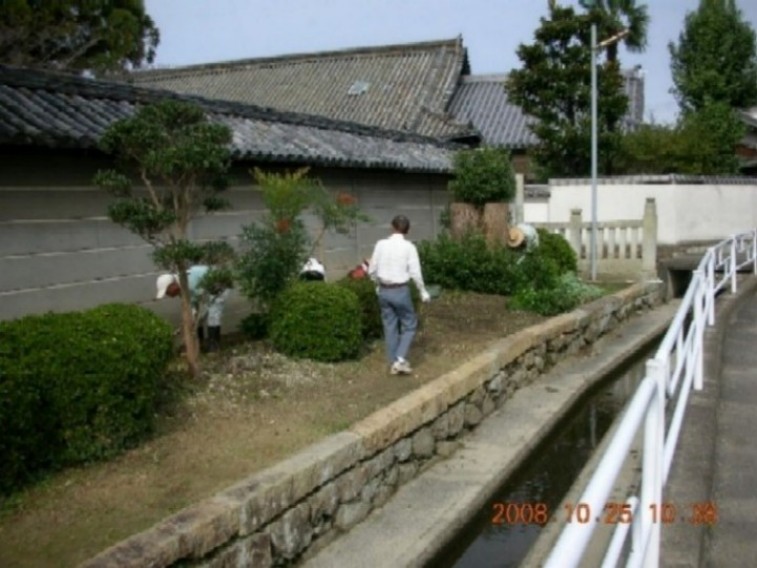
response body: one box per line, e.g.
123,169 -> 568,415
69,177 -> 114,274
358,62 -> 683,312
0,292 -> 549,568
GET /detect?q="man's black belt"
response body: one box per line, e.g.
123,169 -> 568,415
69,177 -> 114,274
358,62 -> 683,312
379,281 -> 408,288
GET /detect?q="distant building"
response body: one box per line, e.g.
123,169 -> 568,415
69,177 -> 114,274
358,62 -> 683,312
621,65 -> 645,131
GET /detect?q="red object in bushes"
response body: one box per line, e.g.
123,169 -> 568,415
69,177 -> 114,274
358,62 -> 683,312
348,259 -> 370,279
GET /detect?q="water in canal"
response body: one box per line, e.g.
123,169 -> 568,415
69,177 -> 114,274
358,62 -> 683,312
429,345 -> 653,568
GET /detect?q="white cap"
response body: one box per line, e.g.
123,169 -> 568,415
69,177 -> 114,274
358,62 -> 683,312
156,274 -> 176,299
301,257 -> 325,275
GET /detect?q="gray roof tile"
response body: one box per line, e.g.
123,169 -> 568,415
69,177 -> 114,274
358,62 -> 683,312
128,37 -> 477,141
447,74 -> 538,149
0,65 -> 459,174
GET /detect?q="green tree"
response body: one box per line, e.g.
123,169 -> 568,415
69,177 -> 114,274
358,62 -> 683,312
94,100 -> 233,376
0,0 -> 159,73
236,168 -> 370,312
669,0 -> 757,114
506,3 -> 628,178
616,104 -> 744,175
448,147 -> 516,208
579,0 -> 650,63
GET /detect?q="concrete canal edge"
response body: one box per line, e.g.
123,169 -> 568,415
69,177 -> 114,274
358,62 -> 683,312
303,295 -> 678,568
81,282 -> 668,568
524,275 -> 757,568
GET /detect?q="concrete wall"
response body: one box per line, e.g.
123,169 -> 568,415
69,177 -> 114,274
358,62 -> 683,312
79,281 -> 665,568
0,147 -> 449,325
537,177 -> 757,245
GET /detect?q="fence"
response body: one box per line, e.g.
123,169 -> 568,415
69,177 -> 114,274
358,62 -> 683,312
543,229 -> 757,567
532,197 -> 657,279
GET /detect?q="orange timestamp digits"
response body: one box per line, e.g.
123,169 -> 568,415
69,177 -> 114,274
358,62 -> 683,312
491,502 -> 550,525
561,501 -> 719,525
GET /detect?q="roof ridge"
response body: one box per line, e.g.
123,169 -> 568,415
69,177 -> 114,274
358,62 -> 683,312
130,36 -> 464,80
0,64 -> 461,149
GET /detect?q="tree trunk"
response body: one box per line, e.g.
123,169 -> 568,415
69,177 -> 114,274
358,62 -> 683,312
482,202 -> 510,248
177,271 -> 200,377
449,202 -> 481,240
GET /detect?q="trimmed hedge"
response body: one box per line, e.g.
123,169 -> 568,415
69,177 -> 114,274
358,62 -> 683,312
0,304 -> 173,494
337,277 -> 421,340
270,282 -> 363,362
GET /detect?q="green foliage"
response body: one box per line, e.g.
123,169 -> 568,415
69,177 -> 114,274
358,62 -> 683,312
418,233 -> 518,295
236,219 -> 310,310
269,282 -> 363,362
448,147 -> 516,207
239,312 -> 269,340
669,0 -> 757,114
579,0 -> 650,62
510,273 -> 604,316
0,0 -> 160,73
95,100 -> 235,372
616,104 -> 745,175
537,229 -> 578,274
238,168 -> 370,310
505,3 -> 628,178
337,278 -> 421,340
0,304 -> 173,494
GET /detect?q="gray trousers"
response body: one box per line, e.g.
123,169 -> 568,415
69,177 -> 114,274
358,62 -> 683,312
378,286 -> 418,364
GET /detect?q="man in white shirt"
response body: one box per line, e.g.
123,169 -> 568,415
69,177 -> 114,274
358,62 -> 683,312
368,215 -> 431,375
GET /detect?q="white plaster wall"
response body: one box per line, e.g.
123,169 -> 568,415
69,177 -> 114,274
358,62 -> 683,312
540,181 -> 757,244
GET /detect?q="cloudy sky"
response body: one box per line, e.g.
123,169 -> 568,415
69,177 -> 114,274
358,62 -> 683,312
144,0 -> 757,125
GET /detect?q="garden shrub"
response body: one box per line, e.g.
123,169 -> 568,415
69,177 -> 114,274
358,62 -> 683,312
448,147 -> 516,207
537,229 -> 578,275
337,277 -> 421,340
269,282 -> 363,362
240,312 -> 270,340
236,219 -> 310,309
0,304 -> 173,494
510,273 -> 603,316
418,233 -> 519,295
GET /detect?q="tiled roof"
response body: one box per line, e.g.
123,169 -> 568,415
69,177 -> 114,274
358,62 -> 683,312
0,65 -> 459,174
447,74 -> 538,149
128,37 -> 477,142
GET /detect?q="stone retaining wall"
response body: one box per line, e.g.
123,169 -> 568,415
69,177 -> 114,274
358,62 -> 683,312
82,281 -> 664,568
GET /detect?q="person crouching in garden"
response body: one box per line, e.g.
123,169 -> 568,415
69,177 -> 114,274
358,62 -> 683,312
156,265 -> 229,352
368,215 -> 431,375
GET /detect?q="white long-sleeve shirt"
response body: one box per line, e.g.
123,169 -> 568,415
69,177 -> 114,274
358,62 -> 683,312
368,233 -> 427,293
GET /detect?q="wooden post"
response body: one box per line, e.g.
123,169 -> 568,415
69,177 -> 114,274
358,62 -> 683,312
449,202 -> 481,239
483,202 -> 509,247
514,174 -> 525,224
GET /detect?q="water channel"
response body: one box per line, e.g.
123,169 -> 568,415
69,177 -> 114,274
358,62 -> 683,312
428,343 -> 655,568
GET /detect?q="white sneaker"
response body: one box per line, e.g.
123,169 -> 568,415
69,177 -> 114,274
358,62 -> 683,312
391,359 -> 413,375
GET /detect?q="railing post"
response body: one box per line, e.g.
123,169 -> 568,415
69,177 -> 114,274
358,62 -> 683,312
731,238 -> 738,293
707,254 -> 716,326
570,208 -> 583,259
642,197 -> 657,278
633,358 -> 665,567
693,270 -> 705,391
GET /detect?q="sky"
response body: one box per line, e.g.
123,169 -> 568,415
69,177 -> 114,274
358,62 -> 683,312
144,0 -> 757,125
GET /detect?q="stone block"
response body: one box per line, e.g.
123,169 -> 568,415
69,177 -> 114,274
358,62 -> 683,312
397,462 -> 418,485
412,427 -> 435,458
447,402 -> 465,436
464,403 -> 483,427
268,503 -> 312,560
309,482 -> 339,525
336,464 -> 368,502
394,438 -> 413,462
334,501 -> 371,531
436,440 -> 461,458
431,412 -> 450,440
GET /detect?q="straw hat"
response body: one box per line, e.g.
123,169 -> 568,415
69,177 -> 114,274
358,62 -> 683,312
507,226 -> 525,248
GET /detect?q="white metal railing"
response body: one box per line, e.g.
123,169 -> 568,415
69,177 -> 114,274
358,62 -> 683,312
543,229 -> 757,568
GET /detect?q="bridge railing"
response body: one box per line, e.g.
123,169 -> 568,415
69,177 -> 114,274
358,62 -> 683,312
543,229 -> 757,568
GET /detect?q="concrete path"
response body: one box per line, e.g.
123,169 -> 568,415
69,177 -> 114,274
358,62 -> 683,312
302,301 -> 678,568
663,277 -> 757,568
